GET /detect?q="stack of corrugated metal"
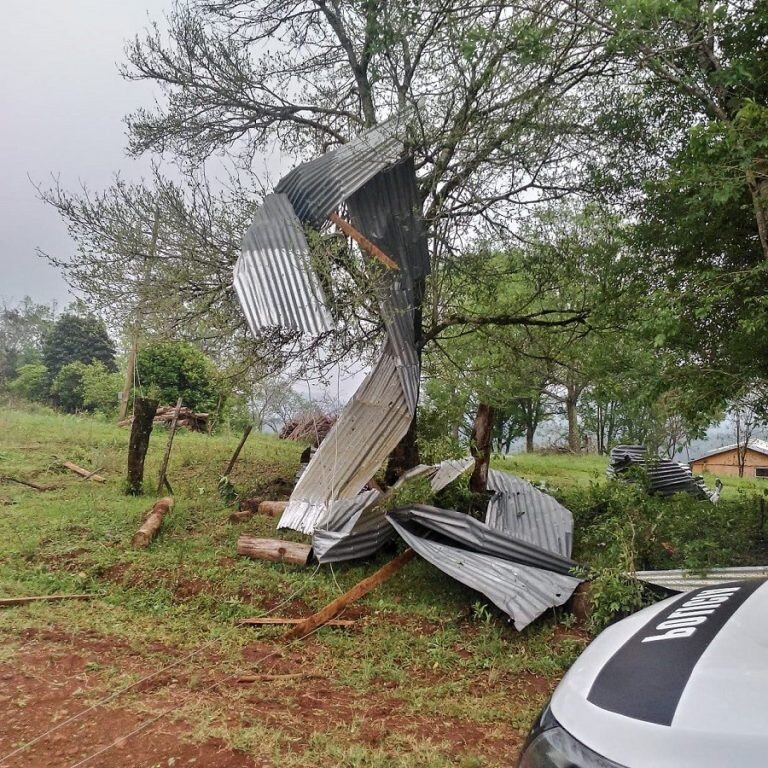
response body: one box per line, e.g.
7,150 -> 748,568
608,445 -> 711,499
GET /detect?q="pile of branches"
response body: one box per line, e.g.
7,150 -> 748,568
119,404 -> 209,432
279,411 -> 336,447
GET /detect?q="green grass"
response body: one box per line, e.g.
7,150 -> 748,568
0,404 -> 584,766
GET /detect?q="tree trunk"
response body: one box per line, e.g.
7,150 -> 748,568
469,402 -> 495,493
126,397 -> 158,495
526,422 -> 535,453
566,391 -> 580,453
132,497 -> 174,548
118,336 -> 137,421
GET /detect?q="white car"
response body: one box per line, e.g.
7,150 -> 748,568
518,579 -> 768,767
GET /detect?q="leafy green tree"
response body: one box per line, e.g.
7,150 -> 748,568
51,362 -> 90,412
136,341 -> 221,413
81,362 -> 123,415
42,312 -> 116,379
0,298 -> 55,387
8,364 -> 49,402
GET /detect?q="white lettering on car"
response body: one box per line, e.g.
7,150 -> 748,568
641,586 -> 741,643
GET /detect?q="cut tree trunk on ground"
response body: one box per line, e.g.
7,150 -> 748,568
132,497 -> 174,549
258,501 -> 289,517
239,617 -> 355,627
0,593 -> 94,607
62,462 -> 105,483
126,397 -> 158,495
224,425 -> 253,476
285,549 -> 416,640
236,536 -> 311,566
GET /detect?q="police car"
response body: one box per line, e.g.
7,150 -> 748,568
518,580 -> 768,767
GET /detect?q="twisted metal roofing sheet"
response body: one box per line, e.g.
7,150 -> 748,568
275,108 -> 415,227
635,566 -> 768,592
388,507 -> 580,631
485,470 -> 574,559
234,193 -> 332,335
278,340 -> 418,534
608,445 -> 711,499
430,457 -> 475,492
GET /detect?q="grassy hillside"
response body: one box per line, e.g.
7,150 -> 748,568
0,405 -> 587,768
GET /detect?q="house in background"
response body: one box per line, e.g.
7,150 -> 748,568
690,439 -> 768,478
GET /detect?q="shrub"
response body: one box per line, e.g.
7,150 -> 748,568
51,361 -> 89,412
136,341 -> 221,413
8,363 -> 49,402
81,362 -> 122,414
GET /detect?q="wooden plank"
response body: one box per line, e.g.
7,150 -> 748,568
285,549 -> 416,640
224,424 -> 253,476
156,397 -> 183,495
237,536 -> 311,566
234,672 -> 324,684
328,212 -> 399,271
0,594 -> 94,607
62,462 -> 105,483
239,617 -> 355,627
132,497 -> 174,549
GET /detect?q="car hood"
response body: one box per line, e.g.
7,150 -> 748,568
551,579 -> 768,768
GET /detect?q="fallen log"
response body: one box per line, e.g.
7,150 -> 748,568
258,501 -> 288,517
239,617 -> 355,627
285,549 -> 416,640
236,536 -> 311,566
62,462 -> 105,483
0,593 -> 94,607
132,497 -> 174,549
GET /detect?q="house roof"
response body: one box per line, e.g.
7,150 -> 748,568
691,439 -> 768,463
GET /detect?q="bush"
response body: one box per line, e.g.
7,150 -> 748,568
8,363 -> 49,402
81,362 -> 122,414
136,341 -> 221,413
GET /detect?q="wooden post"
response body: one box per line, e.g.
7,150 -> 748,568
126,397 -> 158,495
156,397 -> 183,495
285,549 -> 416,640
224,424 -> 253,477
132,497 -> 174,548
236,536 -> 312,566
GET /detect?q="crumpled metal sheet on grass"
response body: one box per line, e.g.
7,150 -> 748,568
485,469 -> 574,558
635,566 -> 768,592
234,193 -> 333,336
388,506 -> 581,631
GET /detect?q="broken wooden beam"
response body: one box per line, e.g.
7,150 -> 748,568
239,617 -> 355,627
0,476 -> 53,491
132,497 -> 174,549
62,462 -> 105,483
234,672 -> 324,684
237,536 -> 312,566
224,424 -> 253,477
156,397 -> 182,494
328,212 -> 399,270
0,593 -> 94,608
285,549 -> 416,640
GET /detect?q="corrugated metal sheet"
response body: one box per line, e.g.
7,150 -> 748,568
275,108 -> 415,227
635,566 -> 768,592
485,470 -> 574,558
234,193 -> 332,335
311,490 -> 397,563
430,457 -> 474,492
608,445 -> 712,499
278,341 -> 418,534
388,507 -> 581,631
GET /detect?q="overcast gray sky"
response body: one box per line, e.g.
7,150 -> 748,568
0,0 -> 172,306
